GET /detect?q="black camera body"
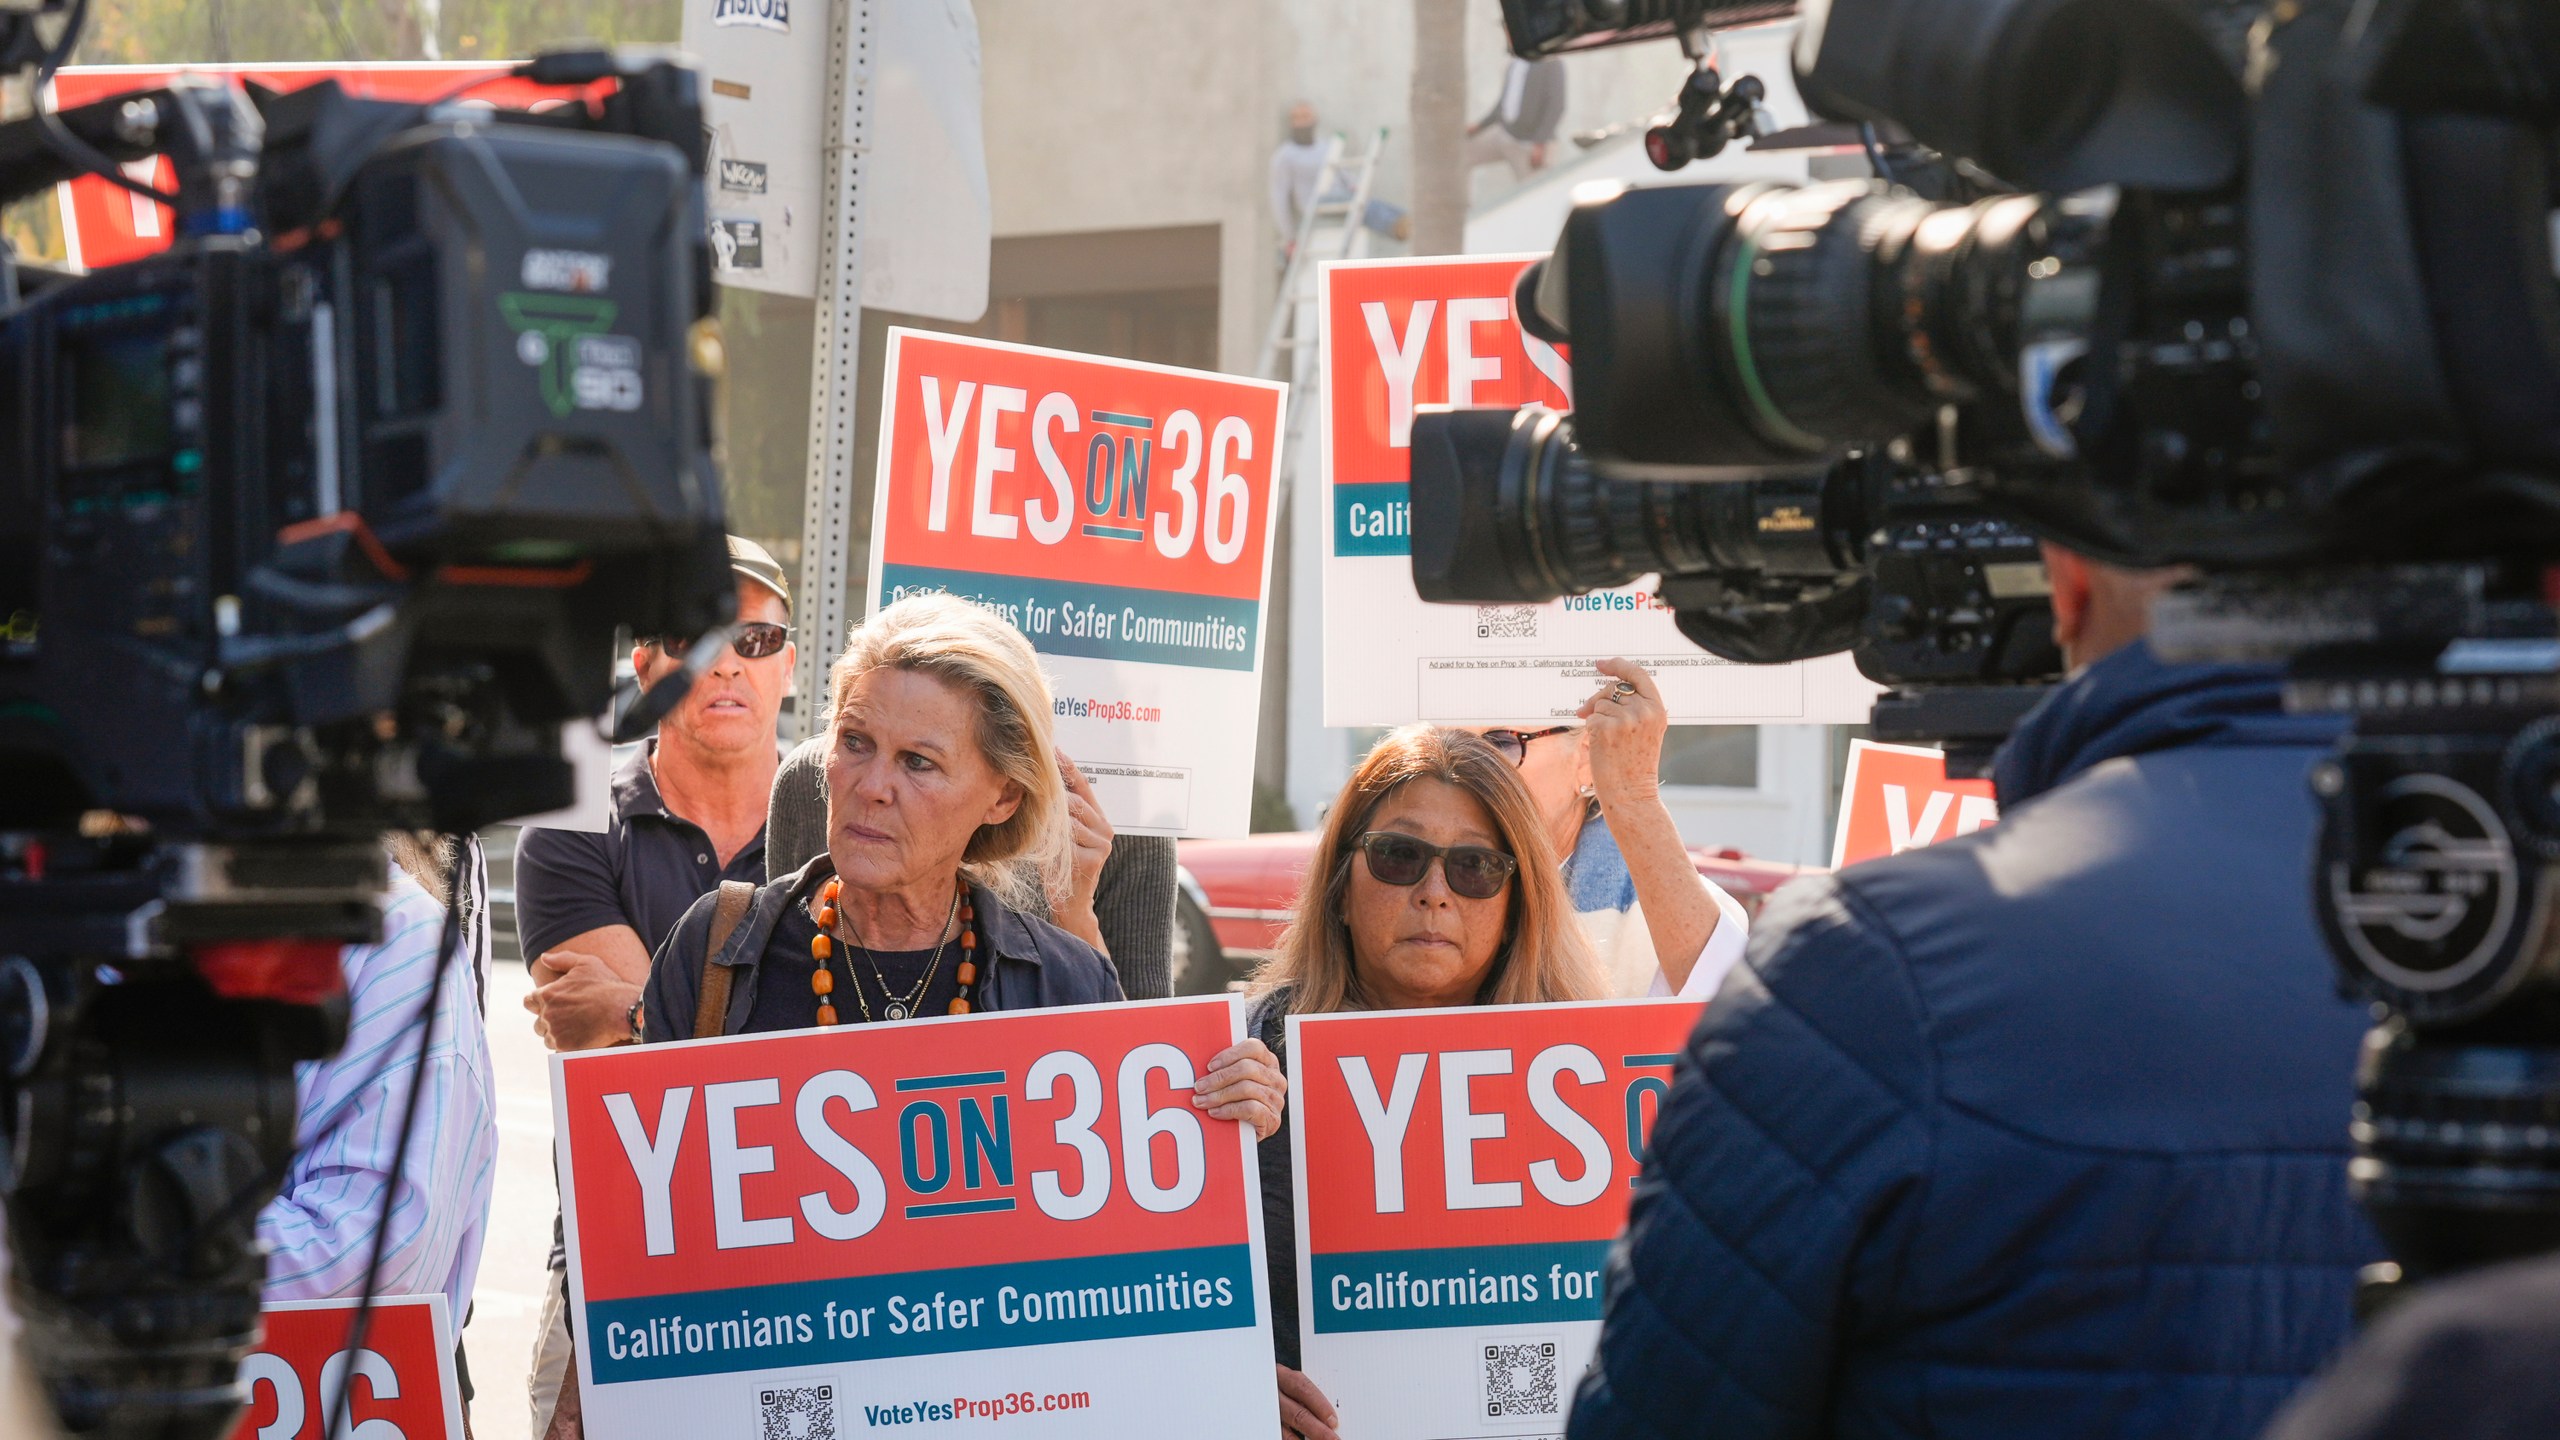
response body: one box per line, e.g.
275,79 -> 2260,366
1469,0 -> 2560,1298
1497,0 -> 1797,58
1,80 -> 730,843
0,63 -> 732,1438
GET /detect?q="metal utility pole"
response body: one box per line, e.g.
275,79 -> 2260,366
790,0 -> 878,741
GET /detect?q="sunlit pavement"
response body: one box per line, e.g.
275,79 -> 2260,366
469,961 -> 555,1440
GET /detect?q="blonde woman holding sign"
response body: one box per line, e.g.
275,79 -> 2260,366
639,594 -> 1282,1118
1247,726 -> 1605,1440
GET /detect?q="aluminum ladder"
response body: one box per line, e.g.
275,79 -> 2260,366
1256,125 -> 1389,390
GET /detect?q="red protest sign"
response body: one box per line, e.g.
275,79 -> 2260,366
1285,999 -> 1702,1440
552,997 -> 1276,1437
871,330 -> 1283,610
1289,999 -> 1699,1261
230,1295 -> 462,1440
1319,253 -> 1572,496
866,329 -> 1287,838
49,65 -> 608,272
1831,739 -> 2000,869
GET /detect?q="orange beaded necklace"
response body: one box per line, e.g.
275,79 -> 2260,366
810,876 -> 978,1024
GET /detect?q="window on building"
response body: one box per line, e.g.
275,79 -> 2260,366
1659,726 -> 1759,790
967,224 -> 1221,371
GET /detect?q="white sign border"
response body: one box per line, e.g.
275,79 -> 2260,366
860,327 -> 1289,838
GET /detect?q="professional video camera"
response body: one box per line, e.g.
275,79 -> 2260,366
1441,0 -> 2560,1303
1409,403 -> 2059,767
0,7 -> 734,1433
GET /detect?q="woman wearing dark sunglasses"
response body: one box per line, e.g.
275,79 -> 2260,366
1244,725 -> 1604,1440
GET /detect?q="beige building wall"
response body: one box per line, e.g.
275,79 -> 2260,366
974,0 -> 1283,378
889,5 -> 1836,848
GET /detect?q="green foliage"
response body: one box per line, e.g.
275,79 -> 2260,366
1250,780 -> 1299,835
71,0 -> 681,67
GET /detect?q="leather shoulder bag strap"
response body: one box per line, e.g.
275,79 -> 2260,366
691,880 -> 759,1040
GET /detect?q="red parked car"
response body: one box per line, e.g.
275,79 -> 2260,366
1170,831 -> 1817,994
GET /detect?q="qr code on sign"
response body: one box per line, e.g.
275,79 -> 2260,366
1476,605 -> 1537,640
1483,1341 -> 1560,1419
759,1383 -> 836,1440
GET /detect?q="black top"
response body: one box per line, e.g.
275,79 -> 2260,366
513,739 -> 768,964
2265,1254 -> 2560,1440
645,855 -> 1125,1045
516,739 -> 767,1274
723,881 -> 973,1034
1248,987 -> 1301,1370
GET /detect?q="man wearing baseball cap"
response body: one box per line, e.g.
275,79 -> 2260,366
513,535 -> 795,1438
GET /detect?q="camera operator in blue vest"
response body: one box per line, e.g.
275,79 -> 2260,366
1567,546 -> 2386,1440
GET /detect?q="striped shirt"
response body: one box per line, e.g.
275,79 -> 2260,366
259,860 -> 499,1321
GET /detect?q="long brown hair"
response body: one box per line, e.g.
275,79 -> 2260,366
1255,725 -> 1602,1015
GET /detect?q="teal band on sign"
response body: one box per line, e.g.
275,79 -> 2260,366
584,1243 -> 1256,1384
894,1071 -> 1007,1092
877,565 -> 1259,672
1333,483 -> 1413,557
1309,1240 -> 1615,1333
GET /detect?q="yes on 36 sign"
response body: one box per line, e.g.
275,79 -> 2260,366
1289,999 -> 1704,1440
231,1295 -> 462,1440
555,997 -> 1277,1439
1320,253 -> 1878,727
1830,739 -> 2000,868
868,331 -> 1285,837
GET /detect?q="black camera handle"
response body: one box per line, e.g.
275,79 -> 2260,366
1642,28 -> 1770,173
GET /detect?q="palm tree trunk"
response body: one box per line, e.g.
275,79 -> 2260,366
1408,0 -> 1469,256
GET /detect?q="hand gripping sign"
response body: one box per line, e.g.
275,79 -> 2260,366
1319,253 -> 1878,727
229,1295 -> 463,1440
867,330 -> 1286,838
1831,739 -> 2001,868
1288,999 -> 1704,1440
555,997 -> 1278,1439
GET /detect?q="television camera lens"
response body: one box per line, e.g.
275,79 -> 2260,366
1543,177 -> 2084,478
1407,404 -> 1852,608
1407,403 -> 2059,693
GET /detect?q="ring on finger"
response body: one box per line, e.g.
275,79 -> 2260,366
1612,680 -> 1638,697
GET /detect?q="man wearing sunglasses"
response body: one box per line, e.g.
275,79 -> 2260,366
1475,657 -> 1749,1002
512,534 -> 796,1437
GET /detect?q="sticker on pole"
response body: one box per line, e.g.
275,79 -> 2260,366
229,1295 -> 464,1440
1318,253 -> 1878,727
1830,739 -> 1999,869
555,996 -> 1278,1439
867,330 -> 1286,837
1286,999 -> 1704,1440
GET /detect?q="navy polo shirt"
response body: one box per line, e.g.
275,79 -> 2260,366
516,740 -> 768,1276
513,740 -> 769,967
